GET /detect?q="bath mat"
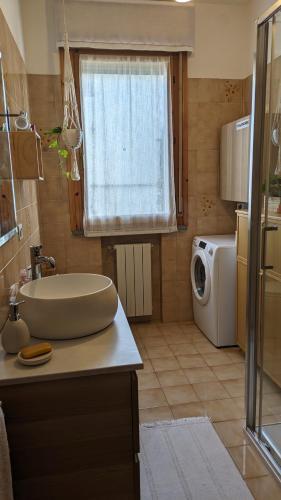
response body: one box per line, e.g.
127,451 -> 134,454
140,417 -> 253,500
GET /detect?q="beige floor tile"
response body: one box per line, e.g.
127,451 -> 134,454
191,332 -> 207,343
171,402 -> 206,419
138,388 -> 168,409
228,445 -> 269,479
164,333 -> 192,345
135,323 -> 281,499
139,406 -> 173,424
194,342 -> 219,354
263,376 -> 279,394
222,378 -> 245,397
169,343 -> 199,355
131,330 -> 141,343
262,414 -> 281,424
151,357 -> 180,372
177,354 -> 207,369
146,345 -> 174,359
140,360 -> 154,373
157,369 -> 188,387
184,366 -> 217,383
163,385 -> 199,405
213,419 -> 248,447
129,323 -> 139,334
159,324 -> 184,336
212,363 -> 245,381
232,396 -> 246,417
246,476 -> 281,500
179,324 -> 201,335
137,323 -> 161,337
134,323 -> 280,498
202,352 -> 233,367
137,372 -> 160,390
193,381 -> 230,401
263,392 -> 281,416
223,348 -> 245,363
204,398 -> 244,421
142,335 -> 168,347
137,343 -> 148,360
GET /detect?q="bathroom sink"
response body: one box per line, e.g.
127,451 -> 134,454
19,274 -> 118,340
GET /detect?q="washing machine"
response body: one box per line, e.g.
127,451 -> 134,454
191,234 -> 236,347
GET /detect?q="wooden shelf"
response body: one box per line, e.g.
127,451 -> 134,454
10,130 -> 44,180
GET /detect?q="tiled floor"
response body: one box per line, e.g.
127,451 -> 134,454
131,321 -> 281,500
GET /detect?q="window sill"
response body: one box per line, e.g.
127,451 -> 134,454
72,227 -> 180,237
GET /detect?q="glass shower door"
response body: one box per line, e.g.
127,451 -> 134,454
258,10 -> 281,467
247,5 -> 281,481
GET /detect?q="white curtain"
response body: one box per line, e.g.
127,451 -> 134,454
80,54 -> 177,237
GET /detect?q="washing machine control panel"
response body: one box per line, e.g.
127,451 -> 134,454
199,241 -> 207,249
192,238 -> 214,257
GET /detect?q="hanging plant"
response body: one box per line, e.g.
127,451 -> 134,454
60,0 -> 83,181
45,126 -> 71,179
45,0 -> 83,181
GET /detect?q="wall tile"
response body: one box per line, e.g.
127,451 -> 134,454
0,9 -> 41,328
161,76 -> 245,321
28,70 -> 248,324
196,149 -> 219,174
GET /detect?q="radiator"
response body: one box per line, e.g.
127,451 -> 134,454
114,243 -> 152,317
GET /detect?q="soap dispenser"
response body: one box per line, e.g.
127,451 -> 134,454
1,301 -> 30,354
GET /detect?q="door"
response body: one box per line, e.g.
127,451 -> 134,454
191,250 -> 211,305
258,12 -> 281,468
247,7 -> 281,479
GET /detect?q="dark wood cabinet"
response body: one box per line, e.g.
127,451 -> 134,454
0,371 -> 140,500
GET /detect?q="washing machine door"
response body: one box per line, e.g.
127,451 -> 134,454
191,250 -> 211,305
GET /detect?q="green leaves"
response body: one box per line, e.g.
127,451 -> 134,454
45,126 -> 63,135
45,126 -> 70,179
58,148 -> 68,158
49,139 -> 59,149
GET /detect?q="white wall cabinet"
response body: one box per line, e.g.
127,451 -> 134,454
220,116 -> 250,203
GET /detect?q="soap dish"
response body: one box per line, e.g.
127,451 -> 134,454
17,349 -> 53,366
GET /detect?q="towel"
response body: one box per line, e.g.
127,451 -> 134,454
0,403 -> 14,500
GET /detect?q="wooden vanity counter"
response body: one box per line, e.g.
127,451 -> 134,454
0,302 -> 143,500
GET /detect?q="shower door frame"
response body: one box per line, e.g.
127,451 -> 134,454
246,1 -> 281,483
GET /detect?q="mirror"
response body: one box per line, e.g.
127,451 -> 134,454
0,51 -> 17,247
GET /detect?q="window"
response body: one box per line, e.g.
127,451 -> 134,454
64,50 -> 188,234
80,54 -> 176,236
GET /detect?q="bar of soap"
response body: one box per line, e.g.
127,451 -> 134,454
20,343 -> 52,359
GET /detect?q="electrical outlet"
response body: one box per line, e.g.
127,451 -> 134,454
17,223 -> 23,241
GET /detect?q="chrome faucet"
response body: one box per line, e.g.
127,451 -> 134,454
30,245 -> 56,280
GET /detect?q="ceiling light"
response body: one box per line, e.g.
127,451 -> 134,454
175,0 -> 192,3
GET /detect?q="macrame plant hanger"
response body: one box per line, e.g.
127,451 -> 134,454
61,0 -> 82,181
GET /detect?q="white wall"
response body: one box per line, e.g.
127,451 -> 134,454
21,0 -> 60,75
0,0 -> 25,59
19,0 -> 278,79
189,3 -> 250,78
246,0 -> 279,74
250,0 -> 275,20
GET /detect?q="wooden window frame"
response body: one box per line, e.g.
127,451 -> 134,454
59,48 -> 188,234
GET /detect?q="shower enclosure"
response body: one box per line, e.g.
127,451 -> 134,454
247,2 -> 281,481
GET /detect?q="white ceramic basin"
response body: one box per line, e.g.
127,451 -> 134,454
19,274 -> 118,340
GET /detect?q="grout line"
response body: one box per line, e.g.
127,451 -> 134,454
0,226 -> 40,275
16,201 -> 38,214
